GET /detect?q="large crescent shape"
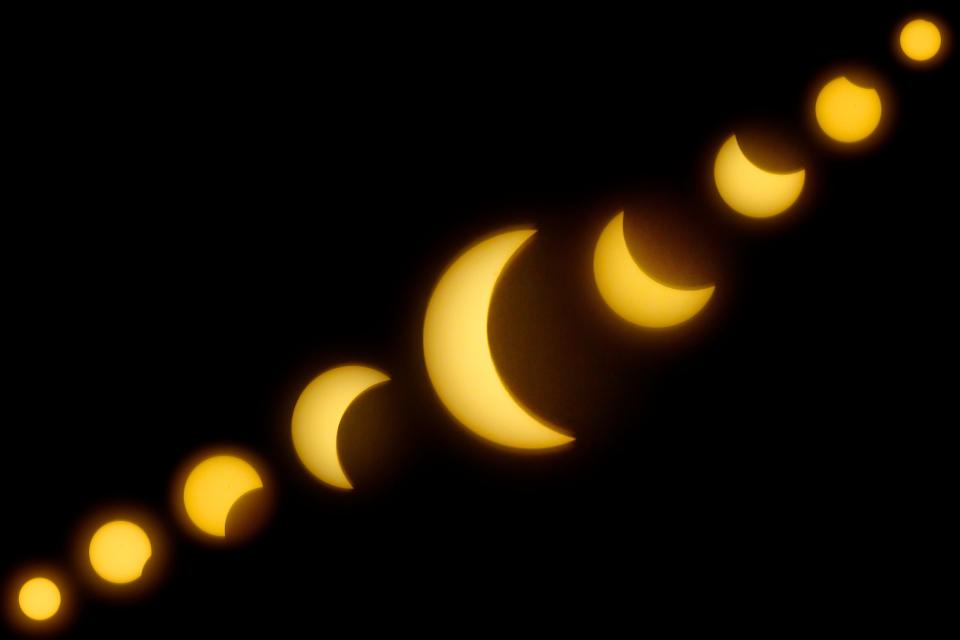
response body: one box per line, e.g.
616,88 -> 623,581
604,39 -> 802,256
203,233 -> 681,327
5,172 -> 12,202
423,228 -> 574,450
593,212 -> 715,328
291,365 -> 390,490
714,134 -> 806,218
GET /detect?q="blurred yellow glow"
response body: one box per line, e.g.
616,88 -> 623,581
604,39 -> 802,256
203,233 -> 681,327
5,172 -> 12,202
423,228 -> 574,450
815,76 -> 882,143
18,577 -> 61,621
88,520 -> 152,584
593,212 -> 714,328
183,455 -> 263,537
713,135 -> 805,218
292,365 -> 390,489
900,19 -> 942,61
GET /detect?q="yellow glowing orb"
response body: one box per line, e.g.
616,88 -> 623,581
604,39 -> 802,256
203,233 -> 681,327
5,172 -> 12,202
593,212 -> 714,328
18,577 -> 61,621
183,454 -> 264,537
815,76 -> 882,143
292,365 -> 390,490
713,135 -> 805,218
88,520 -> 152,584
900,19 -> 942,61
423,228 -> 574,450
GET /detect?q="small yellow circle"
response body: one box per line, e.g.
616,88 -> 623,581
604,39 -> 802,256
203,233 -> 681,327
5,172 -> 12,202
815,76 -> 883,143
18,577 -> 61,621
900,19 -> 942,62
88,520 -> 153,584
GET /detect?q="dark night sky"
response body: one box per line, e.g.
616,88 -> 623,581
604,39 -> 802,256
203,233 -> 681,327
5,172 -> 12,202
3,4 -> 957,635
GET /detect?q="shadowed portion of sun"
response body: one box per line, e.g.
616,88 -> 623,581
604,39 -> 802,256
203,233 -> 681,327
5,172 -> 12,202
18,577 -> 61,621
815,76 -> 882,143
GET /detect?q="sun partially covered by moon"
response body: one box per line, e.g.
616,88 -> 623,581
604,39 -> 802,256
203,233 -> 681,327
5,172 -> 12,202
88,520 -> 152,585
18,576 -> 61,621
182,454 -> 265,539
815,76 -> 883,143
593,212 -> 714,328
713,135 -> 806,218
3,11 -> 952,633
292,365 -> 390,490
423,228 -> 574,450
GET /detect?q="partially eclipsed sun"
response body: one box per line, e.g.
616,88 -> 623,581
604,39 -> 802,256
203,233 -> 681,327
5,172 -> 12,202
182,455 -> 264,538
815,76 -> 882,143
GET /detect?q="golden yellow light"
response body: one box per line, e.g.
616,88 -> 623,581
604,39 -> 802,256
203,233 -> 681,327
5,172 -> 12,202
713,135 -> 805,218
17,577 -> 61,621
815,76 -> 882,143
423,228 -> 574,450
900,19 -> 942,61
182,454 -> 264,538
593,212 -> 714,328
88,520 -> 152,584
292,365 -> 390,490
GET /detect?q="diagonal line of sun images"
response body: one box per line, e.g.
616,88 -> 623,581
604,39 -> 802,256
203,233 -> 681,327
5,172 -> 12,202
7,15 -> 947,633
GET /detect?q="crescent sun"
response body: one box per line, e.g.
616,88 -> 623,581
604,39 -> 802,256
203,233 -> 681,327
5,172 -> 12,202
594,212 -> 715,328
423,228 -> 574,450
291,364 -> 390,490
714,134 -> 806,218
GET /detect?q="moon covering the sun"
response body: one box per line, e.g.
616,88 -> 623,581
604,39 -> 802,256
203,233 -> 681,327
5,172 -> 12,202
182,455 -> 264,538
88,520 -> 152,584
815,76 -> 882,143
423,228 -> 574,450
292,365 -> 390,490
713,135 -> 806,218
593,212 -> 715,328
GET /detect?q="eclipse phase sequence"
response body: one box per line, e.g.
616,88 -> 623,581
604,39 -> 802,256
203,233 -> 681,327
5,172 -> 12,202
5,12 -> 950,633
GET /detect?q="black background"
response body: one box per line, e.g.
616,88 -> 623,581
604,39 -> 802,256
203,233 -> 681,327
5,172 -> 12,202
3,4 -> 957,635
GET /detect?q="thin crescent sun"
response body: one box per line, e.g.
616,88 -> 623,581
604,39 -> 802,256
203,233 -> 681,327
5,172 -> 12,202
423,228 -> 574,450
